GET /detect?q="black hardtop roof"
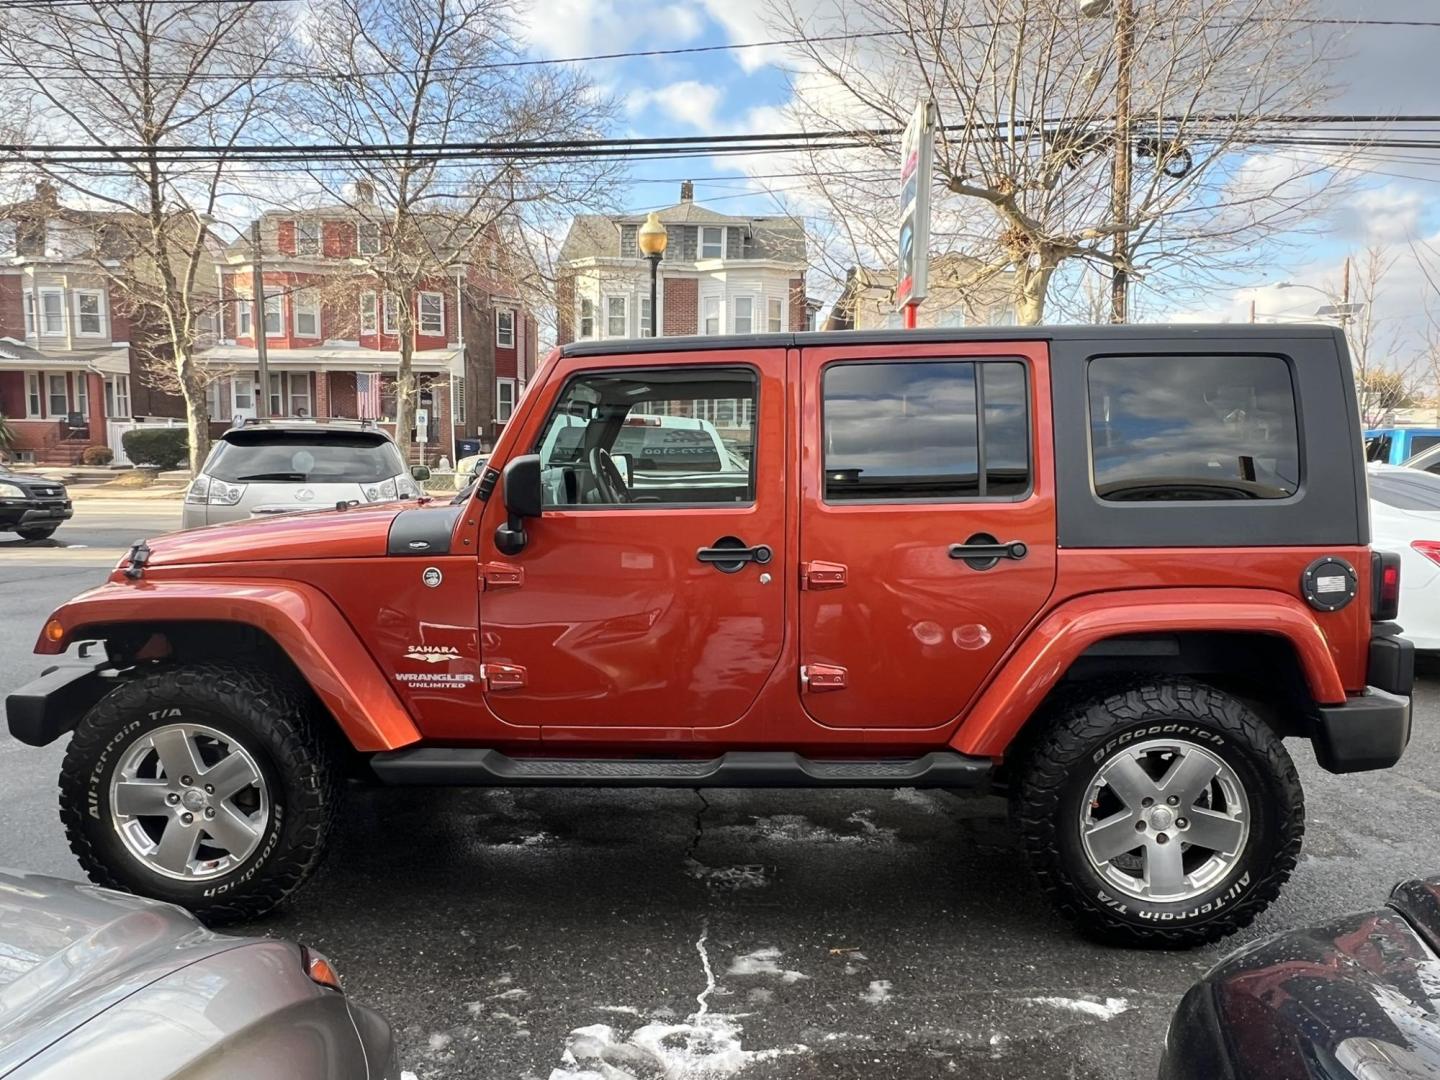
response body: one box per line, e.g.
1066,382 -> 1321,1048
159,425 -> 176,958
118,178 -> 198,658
560,322 -> 1344,358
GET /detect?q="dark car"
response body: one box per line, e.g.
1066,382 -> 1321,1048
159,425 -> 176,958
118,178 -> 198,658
0,467 -> 72,541
0,868 -> 398,1079
1160,875 -> 1440,1079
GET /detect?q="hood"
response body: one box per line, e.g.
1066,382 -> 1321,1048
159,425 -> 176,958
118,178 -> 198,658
140,503 -> 408,567
0,870 -> 241,1070
1390,877 -> 1440,954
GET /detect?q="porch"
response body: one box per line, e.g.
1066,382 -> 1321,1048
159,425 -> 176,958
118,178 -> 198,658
0,356 -> 130,466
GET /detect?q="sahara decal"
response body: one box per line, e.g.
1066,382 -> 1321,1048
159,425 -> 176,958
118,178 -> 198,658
404,644 -> 462,664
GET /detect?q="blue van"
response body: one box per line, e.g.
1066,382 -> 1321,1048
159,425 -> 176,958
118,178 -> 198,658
1364,427 -> 1440,464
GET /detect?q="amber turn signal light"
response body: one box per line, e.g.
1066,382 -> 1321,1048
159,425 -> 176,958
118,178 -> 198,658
44,620 -> 65,643
301,946 -> 343,991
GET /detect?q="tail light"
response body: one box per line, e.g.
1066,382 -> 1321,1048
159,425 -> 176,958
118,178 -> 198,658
1371,550 -> 1402,621
1412,540 -> 1440,568
301,946 -> 343,992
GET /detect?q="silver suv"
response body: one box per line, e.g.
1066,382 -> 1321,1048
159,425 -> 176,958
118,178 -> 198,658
183,420 -> 427,528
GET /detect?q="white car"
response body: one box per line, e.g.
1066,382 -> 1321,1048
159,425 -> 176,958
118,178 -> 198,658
1369,464 -> 1440,650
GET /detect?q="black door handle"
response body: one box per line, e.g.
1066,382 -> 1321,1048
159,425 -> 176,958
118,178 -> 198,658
948,540 -> 1028,561
697,536 -> 773,573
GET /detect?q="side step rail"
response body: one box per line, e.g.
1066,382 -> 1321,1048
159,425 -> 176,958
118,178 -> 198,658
369,748 -> 993,790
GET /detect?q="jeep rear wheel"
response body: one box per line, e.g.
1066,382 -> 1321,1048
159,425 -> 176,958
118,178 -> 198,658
59,662 -> 339,923
1012,678 -> 1304,948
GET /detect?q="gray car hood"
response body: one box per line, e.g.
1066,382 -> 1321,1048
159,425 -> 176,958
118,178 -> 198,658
0,870 -> 239,1073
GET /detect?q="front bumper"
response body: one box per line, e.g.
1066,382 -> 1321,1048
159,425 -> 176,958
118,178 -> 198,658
0,498 -> 73,528
5,660 -> 114,746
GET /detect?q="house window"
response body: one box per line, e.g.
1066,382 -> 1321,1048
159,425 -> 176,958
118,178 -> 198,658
700,226 -> 723,259
23,293 -> 35,337
767,296 -> 783,332
75,290 -> 105,336
454,375 -> 466,425
702,295 -> 721,335
295,218 -> 320,256
74,374 -> 88,418
639,296 -> 653,337
237,294 -> 252,337
104,374 -> 130,418
733,296 -> 754,334
0,222 -> 13,255
360,291 -> 376,335
605,296 -> 627,337
290,373 -> 312,417
357,220 -> 381,255
419,292 -> 445,336
293,290 -> 319,337
264,294 -> 282,336
47,373 -> 69,417
496,309 -> 515,348
383,292 -> 399,334
206,380 -> 225,419
26,372 -> 41,417
579,298 -> 595,338
39,289 -> 64,335
497,378 -> 516,423
268,371 -> 312,417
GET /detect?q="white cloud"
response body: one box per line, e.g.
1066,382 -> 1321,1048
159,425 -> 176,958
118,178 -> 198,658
627,80 -> 725,131
513,0 -> 704,61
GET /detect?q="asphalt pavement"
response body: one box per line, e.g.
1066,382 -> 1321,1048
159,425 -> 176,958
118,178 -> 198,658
2,499 -> 1438,1079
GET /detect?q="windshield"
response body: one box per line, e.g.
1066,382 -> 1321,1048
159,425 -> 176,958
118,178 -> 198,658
207,432 -> 404,484
1370,469 -> 1440,512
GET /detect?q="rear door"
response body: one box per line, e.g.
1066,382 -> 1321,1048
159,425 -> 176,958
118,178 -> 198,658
797,340 -> 1056,730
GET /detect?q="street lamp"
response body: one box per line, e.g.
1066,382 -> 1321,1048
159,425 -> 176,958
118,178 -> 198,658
637,211 -> 667,337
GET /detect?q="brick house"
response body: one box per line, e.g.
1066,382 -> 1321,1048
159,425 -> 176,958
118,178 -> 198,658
0,187 -> 141,465
555,183 -> 813,347
204,206 -> 538,464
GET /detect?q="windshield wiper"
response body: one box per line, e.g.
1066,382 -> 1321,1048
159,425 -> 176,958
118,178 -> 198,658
234,472 -> 308,481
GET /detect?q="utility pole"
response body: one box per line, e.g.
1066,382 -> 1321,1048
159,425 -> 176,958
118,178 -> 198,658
1249,298 -> 1256,324
1110,0 -> 1135,324
1340,255 -> 1351,326
250,219 -> 270,416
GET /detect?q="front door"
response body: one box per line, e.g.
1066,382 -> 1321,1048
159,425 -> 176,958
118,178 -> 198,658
232,375 -> 256,421
477,349 -> 786,737
798,342 -> 1057,729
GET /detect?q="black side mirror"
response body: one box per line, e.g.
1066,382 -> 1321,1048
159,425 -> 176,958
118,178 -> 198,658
410,465 -> 431,482
495,453 -> 542,555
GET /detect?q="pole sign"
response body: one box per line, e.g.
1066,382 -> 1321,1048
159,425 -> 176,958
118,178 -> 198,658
896,100 -> 934,313
414,407 -> 429,444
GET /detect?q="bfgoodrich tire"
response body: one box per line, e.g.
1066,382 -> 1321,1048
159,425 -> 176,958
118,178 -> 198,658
1011,678 -> 1304,948
59,662 -> 340,923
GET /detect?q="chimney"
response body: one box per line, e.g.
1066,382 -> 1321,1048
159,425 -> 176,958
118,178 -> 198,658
35,179 -> 58,206
354,179 -> 375,204
680,181 -> 694,203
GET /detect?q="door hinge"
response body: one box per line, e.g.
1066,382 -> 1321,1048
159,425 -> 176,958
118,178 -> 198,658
800,663 -> 848,692
481,562 -> 525,590
481,663 -> 527,690
801,561 -> 847,590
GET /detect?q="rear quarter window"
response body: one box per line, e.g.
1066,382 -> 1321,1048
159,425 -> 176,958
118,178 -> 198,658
1088,355 -> 1301,501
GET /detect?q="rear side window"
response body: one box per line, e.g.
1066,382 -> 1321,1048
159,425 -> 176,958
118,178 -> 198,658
822,359 -> 1030,501
1409,434 -> 1440,457
1088,355 -> 1300,501
1366,435 -> 1393,463
207,433 -> 404,484
1369,469 -> 1440,511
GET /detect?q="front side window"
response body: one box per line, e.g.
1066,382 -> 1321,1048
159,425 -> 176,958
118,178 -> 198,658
535,366 -> 756,508
700,227 -> 723,259
579,298 -> 595,339
293,290 -> 319,337
419,292 -> 444,336
295,218 -> 320,256
76,291 -> 105,336
823,360 -> 1030,501
496,309 -> 515,347
263,294 -> 282,336
1088,354 -> 1300,501
733,296 -> 753,334
606,296 -> 627,337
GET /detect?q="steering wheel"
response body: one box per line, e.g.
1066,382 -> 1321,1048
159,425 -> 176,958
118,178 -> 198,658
588,446 -> 630,503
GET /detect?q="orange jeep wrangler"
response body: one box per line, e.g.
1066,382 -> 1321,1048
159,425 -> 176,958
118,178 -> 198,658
7,325 -> 1414,946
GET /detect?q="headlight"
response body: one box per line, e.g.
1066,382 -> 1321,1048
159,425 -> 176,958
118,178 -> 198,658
0,482 -> 25,499
207,480 -> 247,506
185,476 -> 212,504
364,477 -> 399,502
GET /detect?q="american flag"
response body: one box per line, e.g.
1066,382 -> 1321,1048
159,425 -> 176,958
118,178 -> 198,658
357,373 -> 382,419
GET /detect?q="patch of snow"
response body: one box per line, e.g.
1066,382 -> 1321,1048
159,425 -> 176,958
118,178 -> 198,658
595,1005 -> 644,1015
726,947 -> 809,984
746,988 -> 773,1004
685,859 -> 770,890
546,1016 -> 807,1080
1020,996 -> 1131,1021
464,1001 -> 484,1017
400,1073 -> 419,1080
861,980 -> 892,1005
427,1033 -> 451,1051
492,987 -> 530,1001
694,920 -> 717,1020
726,813 -> 892,845
845,810 -> 897,842
892,788 -> 941,814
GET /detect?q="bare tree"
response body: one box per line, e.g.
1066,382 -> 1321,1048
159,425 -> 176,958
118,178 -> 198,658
288,0 -> 617,462
768,0 -> 1347,323
0,1 -> 290,471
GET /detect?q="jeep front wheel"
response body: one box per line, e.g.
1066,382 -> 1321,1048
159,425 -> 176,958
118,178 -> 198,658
1012,678 -> 1304,947
58,662 -> 339,923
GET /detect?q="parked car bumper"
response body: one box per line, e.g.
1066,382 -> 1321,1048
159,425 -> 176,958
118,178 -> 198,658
0,498 -> 73,529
